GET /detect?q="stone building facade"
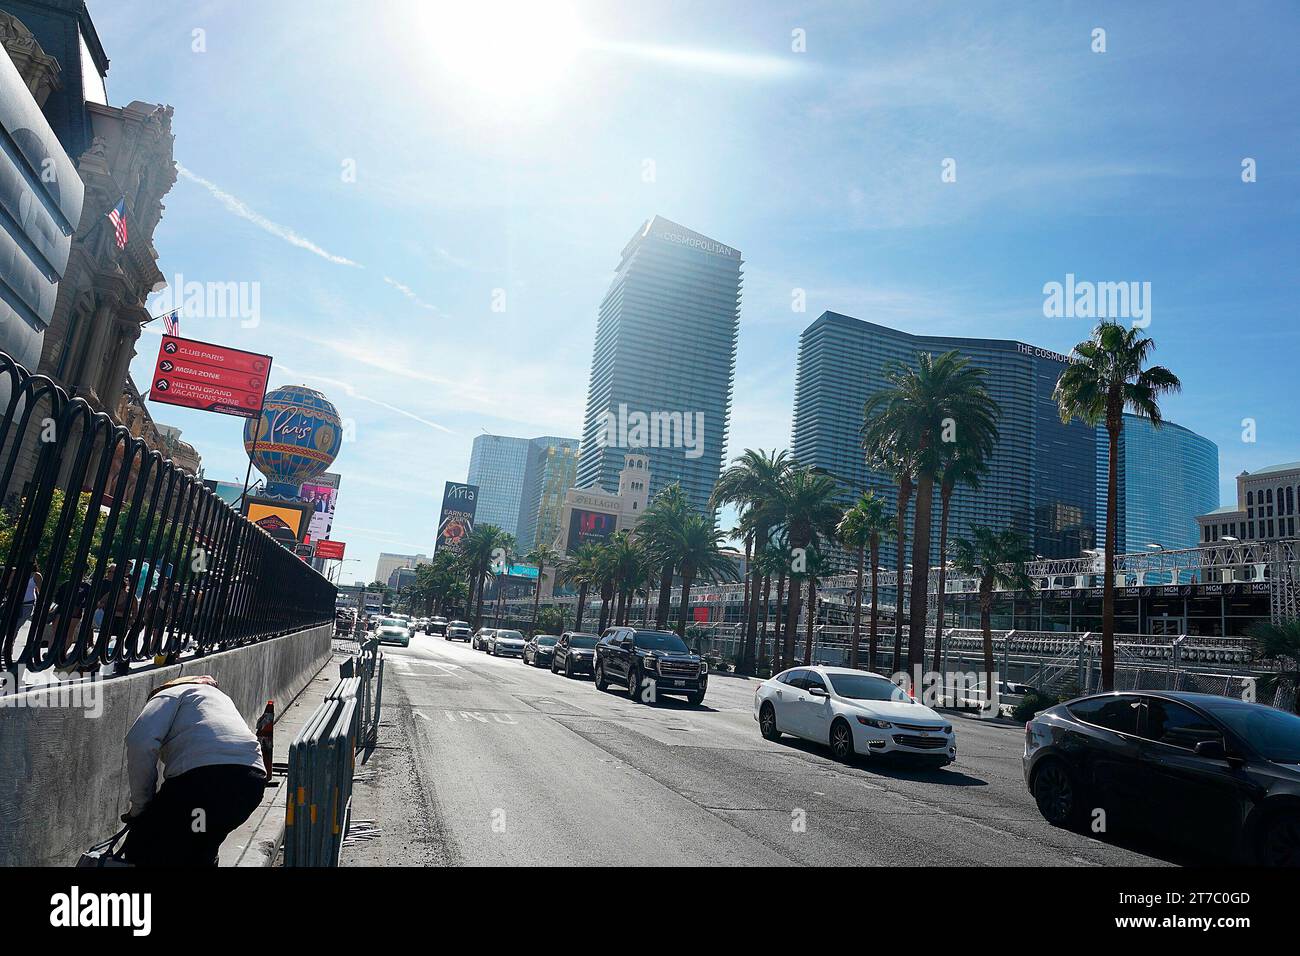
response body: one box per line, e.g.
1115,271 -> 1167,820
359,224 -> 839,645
1,1 -> 181,488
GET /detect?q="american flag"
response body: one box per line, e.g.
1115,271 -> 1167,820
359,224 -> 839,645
107,198 -> 128,250
161,310 -> 180,336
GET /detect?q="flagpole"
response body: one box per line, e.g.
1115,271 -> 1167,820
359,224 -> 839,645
239,403 -> 265,512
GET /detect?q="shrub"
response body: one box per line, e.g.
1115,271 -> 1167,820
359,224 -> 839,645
1013,690 -> 1058,722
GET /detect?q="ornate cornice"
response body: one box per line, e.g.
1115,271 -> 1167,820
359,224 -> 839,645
0,11 -> 62,108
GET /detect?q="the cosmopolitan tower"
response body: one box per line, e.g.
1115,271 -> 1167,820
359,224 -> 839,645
575,216 -> 742,514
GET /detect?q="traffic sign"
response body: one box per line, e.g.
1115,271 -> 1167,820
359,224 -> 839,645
314,539 -> 346,561
148,334 -> 272,419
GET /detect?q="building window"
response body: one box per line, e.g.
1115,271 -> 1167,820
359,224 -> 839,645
1247,491 -> 1254,506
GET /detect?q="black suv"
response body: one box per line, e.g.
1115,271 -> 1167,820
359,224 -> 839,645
593,627 -> 708,706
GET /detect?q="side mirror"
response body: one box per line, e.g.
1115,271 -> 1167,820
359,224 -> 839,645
1194,739 -> 1227,760
808,686 -> 828,698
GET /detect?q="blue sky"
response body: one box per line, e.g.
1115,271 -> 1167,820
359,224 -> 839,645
90,0 -> 1298,582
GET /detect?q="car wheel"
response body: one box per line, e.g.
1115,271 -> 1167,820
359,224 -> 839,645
759,702 -> 781,740
550,657 -> 559,674
1261,812 -> 1300,867
1033,758 -> 1084,829
829,718 -> 855,762
626,665 -> 641,702
686,689 -> 705,707
594,661 -> 608,691
565,658 -> 574,679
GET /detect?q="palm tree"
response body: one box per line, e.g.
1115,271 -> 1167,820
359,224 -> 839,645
951,527 -> 1034,705
639,484 -> 691,628
1055,322 -> 1181,691
863,351 -> 1000,674
750,543 -> 785,673
490,532 -> 516,626
561,543 -> 603,633
594,542 -> 618,633
866,438 -> 915,673
795,546 -> 832,666
660,511 -> 736,637
837,492 -> 893,671
604,532 -> 642,626
1246,620 -> 1300,713
775,467 -> 843,669
711,449 -> 791,674
459,524 -> 510,629
524,544 -> 559,635
932,447 -> 989,672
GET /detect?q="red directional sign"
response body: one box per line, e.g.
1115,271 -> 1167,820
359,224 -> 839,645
148,335 -> 272,419
314,539 -> 346,561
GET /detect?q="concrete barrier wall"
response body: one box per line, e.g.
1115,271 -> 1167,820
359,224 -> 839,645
0,623 -> 333,866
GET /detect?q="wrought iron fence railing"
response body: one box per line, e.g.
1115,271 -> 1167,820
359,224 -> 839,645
0,350 -> 335,678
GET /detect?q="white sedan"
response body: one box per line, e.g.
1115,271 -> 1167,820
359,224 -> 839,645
754,666 -> 956,765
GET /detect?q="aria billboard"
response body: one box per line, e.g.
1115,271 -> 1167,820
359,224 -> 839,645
566,508 -> 617,551
436,481 -> 479,553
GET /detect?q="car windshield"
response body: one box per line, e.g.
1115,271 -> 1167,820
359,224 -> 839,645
570,636 -> 597,649
827,673 -> 910,702
633,630 -> 690,653
537,636 -> 557,646
498,630 -> 523,639
379,619 -> 401,627
1199,699 -> 1300,763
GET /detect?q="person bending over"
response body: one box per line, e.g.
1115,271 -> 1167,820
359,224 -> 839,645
123,675 -> 267,866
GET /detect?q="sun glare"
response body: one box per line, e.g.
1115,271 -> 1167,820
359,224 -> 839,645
421,0 -> 586,108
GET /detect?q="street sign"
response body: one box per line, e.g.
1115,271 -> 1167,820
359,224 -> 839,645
315,539 -> 346,561
148,334 -> 272,419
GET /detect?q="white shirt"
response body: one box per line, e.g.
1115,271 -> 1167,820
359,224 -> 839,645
125,683 -> 264,816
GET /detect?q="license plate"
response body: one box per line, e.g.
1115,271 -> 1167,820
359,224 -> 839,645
673,679 -> 685,686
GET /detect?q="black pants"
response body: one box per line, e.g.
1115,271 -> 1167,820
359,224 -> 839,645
124,764 -> 267,867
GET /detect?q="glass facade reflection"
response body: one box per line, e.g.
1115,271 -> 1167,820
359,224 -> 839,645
791,313 -> 1098,570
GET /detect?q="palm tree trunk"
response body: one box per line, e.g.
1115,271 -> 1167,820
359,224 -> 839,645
850,543 -> 864,669
758,573 -> 771,671
655,564 -> 672,628
980,584 -> 995,707
738,535 -> 754,675
1103,418 -> 1119,691
616,587 -> 627,626
530,564 -> 543,635
774,571 -> 786,671
575,583 -> 588,631
932,488 -> 951,674
677,571 -> 695,638
908,473 -> 935,674
869,538 -> 880,672
802,576 -> 816,665
473,568 -> 486,630
893,478 -> 911,673
784,575 -> 800,669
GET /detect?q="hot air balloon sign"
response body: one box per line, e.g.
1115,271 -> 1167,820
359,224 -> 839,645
242,385 -> 342,499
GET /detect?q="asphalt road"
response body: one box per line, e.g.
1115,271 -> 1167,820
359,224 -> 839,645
341,631 -> 1176,867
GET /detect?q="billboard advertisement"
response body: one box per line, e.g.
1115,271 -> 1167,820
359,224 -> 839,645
566,508 -> 617,551
436,481 -> 478,553
300,473 -> 340,540
149,335 -> 272,419
244,497 -> 313,548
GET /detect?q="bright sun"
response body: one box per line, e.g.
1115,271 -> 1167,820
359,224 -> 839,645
421,0 -> 586,109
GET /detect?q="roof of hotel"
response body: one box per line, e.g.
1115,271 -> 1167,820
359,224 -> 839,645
1243,461 -> 1300,477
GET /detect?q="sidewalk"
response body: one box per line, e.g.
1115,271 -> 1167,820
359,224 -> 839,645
219,649 -> 349,867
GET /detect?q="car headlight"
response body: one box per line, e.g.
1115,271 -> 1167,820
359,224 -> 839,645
642,657 -> 657,673
699,661 -> 708,676
942,724 -> 953,734
855,716 -> 893,729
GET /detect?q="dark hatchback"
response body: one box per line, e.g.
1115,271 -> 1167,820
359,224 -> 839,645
1024,690 -> 1300,865
551,632 -> 598,677
593,627 -> 707,705
522,634 -> 558,667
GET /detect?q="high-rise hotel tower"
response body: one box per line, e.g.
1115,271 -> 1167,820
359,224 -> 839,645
575,217 -> 742,514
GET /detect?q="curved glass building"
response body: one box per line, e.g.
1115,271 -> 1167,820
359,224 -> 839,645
1098,414 -> 1219,553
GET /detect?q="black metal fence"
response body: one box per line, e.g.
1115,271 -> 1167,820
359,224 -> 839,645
0,350 -> 335,675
